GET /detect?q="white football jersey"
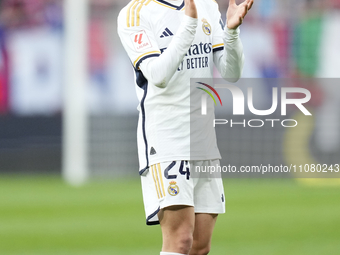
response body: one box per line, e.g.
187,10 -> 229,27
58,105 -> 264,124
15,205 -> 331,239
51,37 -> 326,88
118,0 -> 227,174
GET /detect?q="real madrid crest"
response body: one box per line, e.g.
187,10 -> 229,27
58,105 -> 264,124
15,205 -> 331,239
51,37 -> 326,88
168,181 -> 179,196
202,18 -> 211,35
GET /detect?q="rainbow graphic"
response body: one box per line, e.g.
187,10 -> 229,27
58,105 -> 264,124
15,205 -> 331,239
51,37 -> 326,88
196,82 -> 222,106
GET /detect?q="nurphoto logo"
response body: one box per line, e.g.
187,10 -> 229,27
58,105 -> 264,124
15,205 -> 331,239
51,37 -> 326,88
197,81 -> 312,128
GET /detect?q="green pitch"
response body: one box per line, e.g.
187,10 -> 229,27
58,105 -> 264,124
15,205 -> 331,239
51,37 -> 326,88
0,176 -> 340,255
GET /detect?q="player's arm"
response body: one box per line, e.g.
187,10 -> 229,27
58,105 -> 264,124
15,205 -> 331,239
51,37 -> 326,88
213,0 -> 253,82
140,0 -> 198,88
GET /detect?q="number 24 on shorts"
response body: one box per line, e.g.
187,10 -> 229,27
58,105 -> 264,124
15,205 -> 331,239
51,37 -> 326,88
164,161 -> 190,180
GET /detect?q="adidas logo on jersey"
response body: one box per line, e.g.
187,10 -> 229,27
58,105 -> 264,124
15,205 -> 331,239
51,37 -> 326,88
150,147 -> 157,155
160,28 -> 173,38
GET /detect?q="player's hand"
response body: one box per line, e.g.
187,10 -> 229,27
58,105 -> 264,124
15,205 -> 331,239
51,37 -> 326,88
227,0 -> 253,29
184,0 -> 197,19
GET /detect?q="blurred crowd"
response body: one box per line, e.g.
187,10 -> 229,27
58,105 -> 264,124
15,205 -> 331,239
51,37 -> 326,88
218,0 -> 340,79
0,0 -> 118,115
0,0 -> 63,115
0,0 -> 62,29
0,0 -> 339,116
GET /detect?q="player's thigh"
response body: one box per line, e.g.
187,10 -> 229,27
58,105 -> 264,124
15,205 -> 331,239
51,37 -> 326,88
158,205 -> 195,233
158,205 -> 195,253
190,213 -> 218,255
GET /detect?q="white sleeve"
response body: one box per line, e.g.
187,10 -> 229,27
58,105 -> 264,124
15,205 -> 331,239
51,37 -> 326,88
213,27 -> 245,82
209,2 -> 244,82
117,7 -> 162,70
139,15 -> 198,88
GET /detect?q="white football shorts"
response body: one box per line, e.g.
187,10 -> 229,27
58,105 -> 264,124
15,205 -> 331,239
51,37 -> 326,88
141,159 -> 225,225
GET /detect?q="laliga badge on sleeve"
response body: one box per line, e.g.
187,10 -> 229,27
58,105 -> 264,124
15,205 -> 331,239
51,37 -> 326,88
130,30 -> 152,52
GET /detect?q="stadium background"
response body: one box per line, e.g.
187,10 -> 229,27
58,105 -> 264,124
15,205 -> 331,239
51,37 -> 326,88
0,0 -> 339,254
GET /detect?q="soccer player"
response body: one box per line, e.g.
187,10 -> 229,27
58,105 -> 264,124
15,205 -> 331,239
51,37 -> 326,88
117,0 -> 253,254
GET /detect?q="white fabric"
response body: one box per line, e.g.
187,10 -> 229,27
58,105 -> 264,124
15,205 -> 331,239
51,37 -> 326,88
141,160 -> 225,225
141,20 -> 244,87
214,27 -> 244,82
117,0 -> 244,171
140,15 -> 197,88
